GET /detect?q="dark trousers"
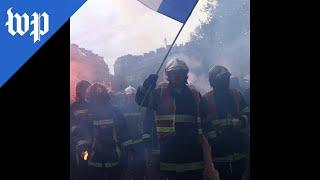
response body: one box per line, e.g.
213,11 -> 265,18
87,166 -> 122,180
215,158 -> 246,180
70,155 -> 89,180
160,170 -> 203,180
145,154 -> 160,180
125,160 -> 145,180
125,144 -> 146,180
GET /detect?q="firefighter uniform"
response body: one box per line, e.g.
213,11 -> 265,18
70,80 -> 91,180
76,83 -> 132,180
120,86 -> 146,180
70,100 -> 90,180
136,59 -> 214,180
86,105 -> 133,180
204,65 -> 250,180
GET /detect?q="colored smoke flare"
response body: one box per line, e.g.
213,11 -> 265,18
82,150 -> 89,161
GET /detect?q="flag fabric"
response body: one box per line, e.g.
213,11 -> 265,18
137,0 -> 198,23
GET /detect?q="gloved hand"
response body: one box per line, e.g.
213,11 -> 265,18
143,74 -> 158,89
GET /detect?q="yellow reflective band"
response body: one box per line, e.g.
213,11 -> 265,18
218,119 -> 230,126
132,139 -> 143,144
123,140 -> 132,146
88,161 -> 119,168
241,106 -> 250,113
155,115 -> 196,123
156,127 -> 175,133
197,117 -> 201,123
71,126 -> 77,133
88,161 -> 103,168
77,140 -> 89,146
122,140 -> 133,147
231,118 -> 241,126
214,153 -> 247,163
93,119 -> 113,126
211,118 -> 241,127
116,146 -> 121,158
198,128 -> 203,135
105,161 -> 119,168
122,139 -> 143,146
211,119 -> 220,125
142,133 -> 151,139
155,115 -> 175,121
160,161 -> 204,172
112,124 -> 118,143
121,138 -> 143,145
207,131 -> 217,139
74,109 -> 88,116
241,115 -> 249,122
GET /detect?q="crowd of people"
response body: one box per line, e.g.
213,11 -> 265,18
70,58 -> 250,180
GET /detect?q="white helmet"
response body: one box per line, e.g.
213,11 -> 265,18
124,86 -> 136,95
165,58 -> 189,73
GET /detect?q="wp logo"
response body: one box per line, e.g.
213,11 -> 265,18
5,7 -> 49,43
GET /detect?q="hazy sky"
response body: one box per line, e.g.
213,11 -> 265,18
71,0 -> 214,74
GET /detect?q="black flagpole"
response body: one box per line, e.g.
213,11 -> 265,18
139,1 -> 200,109
156,1 -> 199,75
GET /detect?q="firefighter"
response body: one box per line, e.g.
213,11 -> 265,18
136,58 -> 214,180
203,65 -> 250,180
142,108 -> 160,180
120,86 -> 146,180
78,83 -> 132,180
70,80 -> 91,180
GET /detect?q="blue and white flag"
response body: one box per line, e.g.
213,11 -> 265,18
138,0 -> 198,23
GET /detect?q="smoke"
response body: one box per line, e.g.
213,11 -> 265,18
70,44 -> 111,101
71,0 -> 250,96
70,61 -> 93,101
164,53 -> 211,93
188,72 -> 211,94
188,72 -> 197,84
188,0 -> 249,91
170,0 -> 248,82
168,53 -> 201,69
213,0 -> 250,76
161,0 -> 250,93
